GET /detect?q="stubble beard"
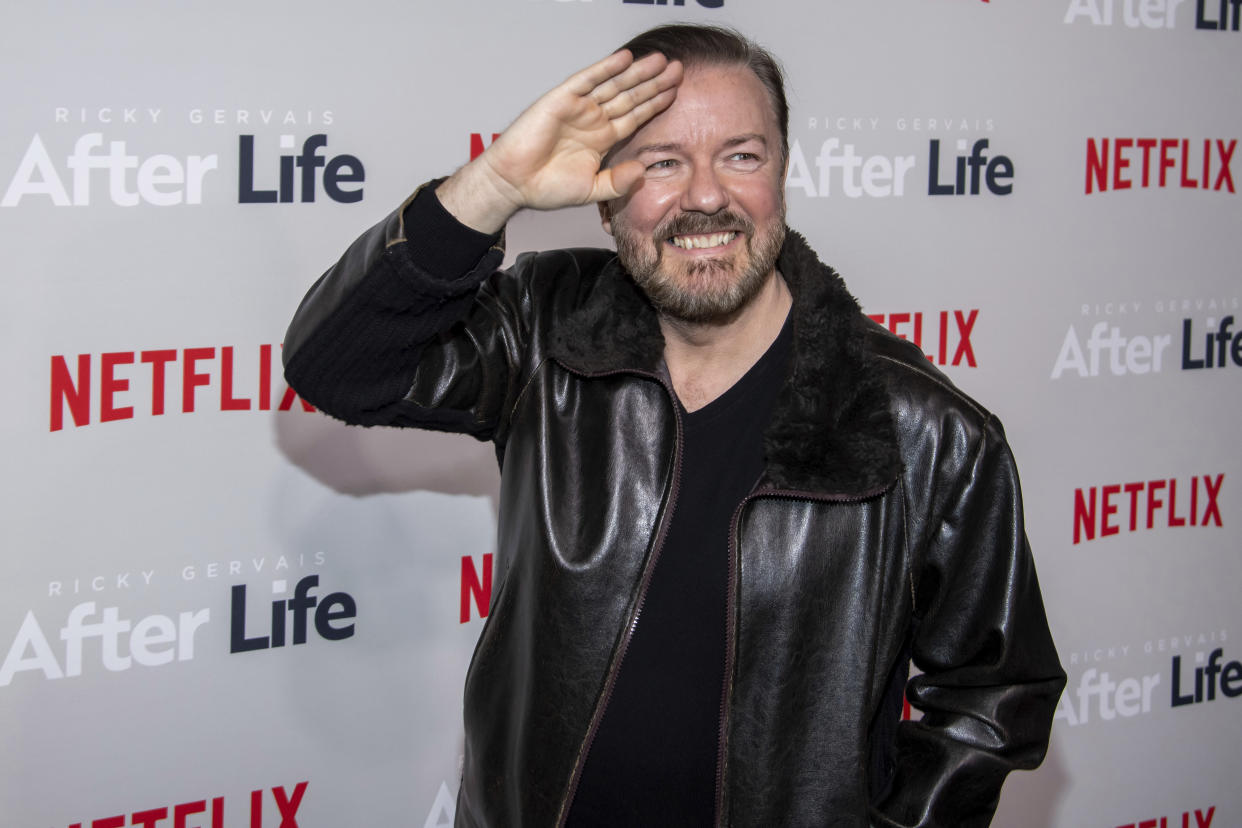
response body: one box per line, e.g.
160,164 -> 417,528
613,207 -> 787,325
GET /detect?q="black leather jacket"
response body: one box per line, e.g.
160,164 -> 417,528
284,187 -> 1065,828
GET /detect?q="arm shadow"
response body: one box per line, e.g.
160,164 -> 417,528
271,409 -> 501,513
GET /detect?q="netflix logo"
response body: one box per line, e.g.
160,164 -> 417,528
461,553 -> 493,624
1114,805 -> 1216,828
1072,474 -> 1224,544
469,133 -> 500,161
65,781 -> 307,828
866,310 -> 978,367
49,343 -> 314,431
1085,138 -> 1236,194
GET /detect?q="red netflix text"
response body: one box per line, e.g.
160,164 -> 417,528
1116,805 -> 1215,828
68,781 -> 307,828
866,310 -> 978,367
1085,138 -> 1236,194
469,133 -> 501,162
49,344 -> 314,431
1073,474 -> 1224,544
461,553 -> 493,624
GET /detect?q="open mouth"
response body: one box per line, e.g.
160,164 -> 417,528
668,231 -> 739,251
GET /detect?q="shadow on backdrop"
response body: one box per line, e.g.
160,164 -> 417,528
272,408 -> 501,512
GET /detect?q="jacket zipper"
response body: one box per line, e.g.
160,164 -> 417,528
714,483 -> 895,828
555,370 -> 685,828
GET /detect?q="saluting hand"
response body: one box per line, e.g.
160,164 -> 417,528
438,49 -> 683,234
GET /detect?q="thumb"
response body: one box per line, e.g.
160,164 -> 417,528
592,160 -> 645,202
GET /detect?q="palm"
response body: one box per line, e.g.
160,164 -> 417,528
482,51 -> 682,210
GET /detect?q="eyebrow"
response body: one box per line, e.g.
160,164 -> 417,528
633,134 -> 769,156
723,134 -> 768,149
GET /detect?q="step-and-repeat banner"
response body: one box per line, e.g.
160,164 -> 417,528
3,1 -> 1238,826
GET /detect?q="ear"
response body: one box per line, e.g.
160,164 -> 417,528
598,200 -> 614,236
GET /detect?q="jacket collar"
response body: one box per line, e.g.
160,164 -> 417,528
547,229 -> 900,497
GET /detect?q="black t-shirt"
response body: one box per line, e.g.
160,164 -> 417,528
567,314 -> 793,827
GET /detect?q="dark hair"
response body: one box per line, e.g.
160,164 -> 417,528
618,24 -> 789,162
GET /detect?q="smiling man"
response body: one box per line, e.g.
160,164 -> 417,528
284,24 -> 1064,828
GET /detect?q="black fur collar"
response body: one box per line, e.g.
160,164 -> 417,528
547,230 -> 900,496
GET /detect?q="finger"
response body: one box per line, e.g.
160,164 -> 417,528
599,61 -> 682,120
586,52 -> 672,106
564,49 -> 636,97
591,159 -> 645,202
609,85 -> 679,143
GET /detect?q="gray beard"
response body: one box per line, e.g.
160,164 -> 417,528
614,209 -> 786,325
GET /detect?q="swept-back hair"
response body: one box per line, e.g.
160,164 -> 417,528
618,24 -> 789,162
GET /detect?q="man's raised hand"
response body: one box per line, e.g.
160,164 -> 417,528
437,50 -> 683,234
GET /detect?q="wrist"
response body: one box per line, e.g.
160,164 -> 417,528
436,158 -> 522,235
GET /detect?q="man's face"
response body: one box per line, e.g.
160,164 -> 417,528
601,63 -> 787,324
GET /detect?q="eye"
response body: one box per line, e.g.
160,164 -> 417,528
729,152 -> 758,161
647,159 -> 678,170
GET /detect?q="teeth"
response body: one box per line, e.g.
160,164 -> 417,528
671,232 -> 737,250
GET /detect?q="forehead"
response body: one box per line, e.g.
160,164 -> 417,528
620,63 -> 779,154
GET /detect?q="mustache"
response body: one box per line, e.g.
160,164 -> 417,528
655,210 -> 754,240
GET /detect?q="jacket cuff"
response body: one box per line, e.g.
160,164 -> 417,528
400,183 -> 503,283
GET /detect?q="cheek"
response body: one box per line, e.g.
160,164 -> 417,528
618,185 -> 680,231
734,181 -> 784,222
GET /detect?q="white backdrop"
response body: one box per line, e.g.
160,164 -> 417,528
2,1 -> 1239,826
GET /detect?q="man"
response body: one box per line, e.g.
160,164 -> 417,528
284,24 -> 1064,828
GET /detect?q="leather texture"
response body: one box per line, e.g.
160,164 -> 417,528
284,188 -> 1066,828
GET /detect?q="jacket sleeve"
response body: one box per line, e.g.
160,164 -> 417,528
282,182 -> 525,440
873,416 -> 1066,828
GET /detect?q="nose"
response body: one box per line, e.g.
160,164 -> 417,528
680,163 -> 728,214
